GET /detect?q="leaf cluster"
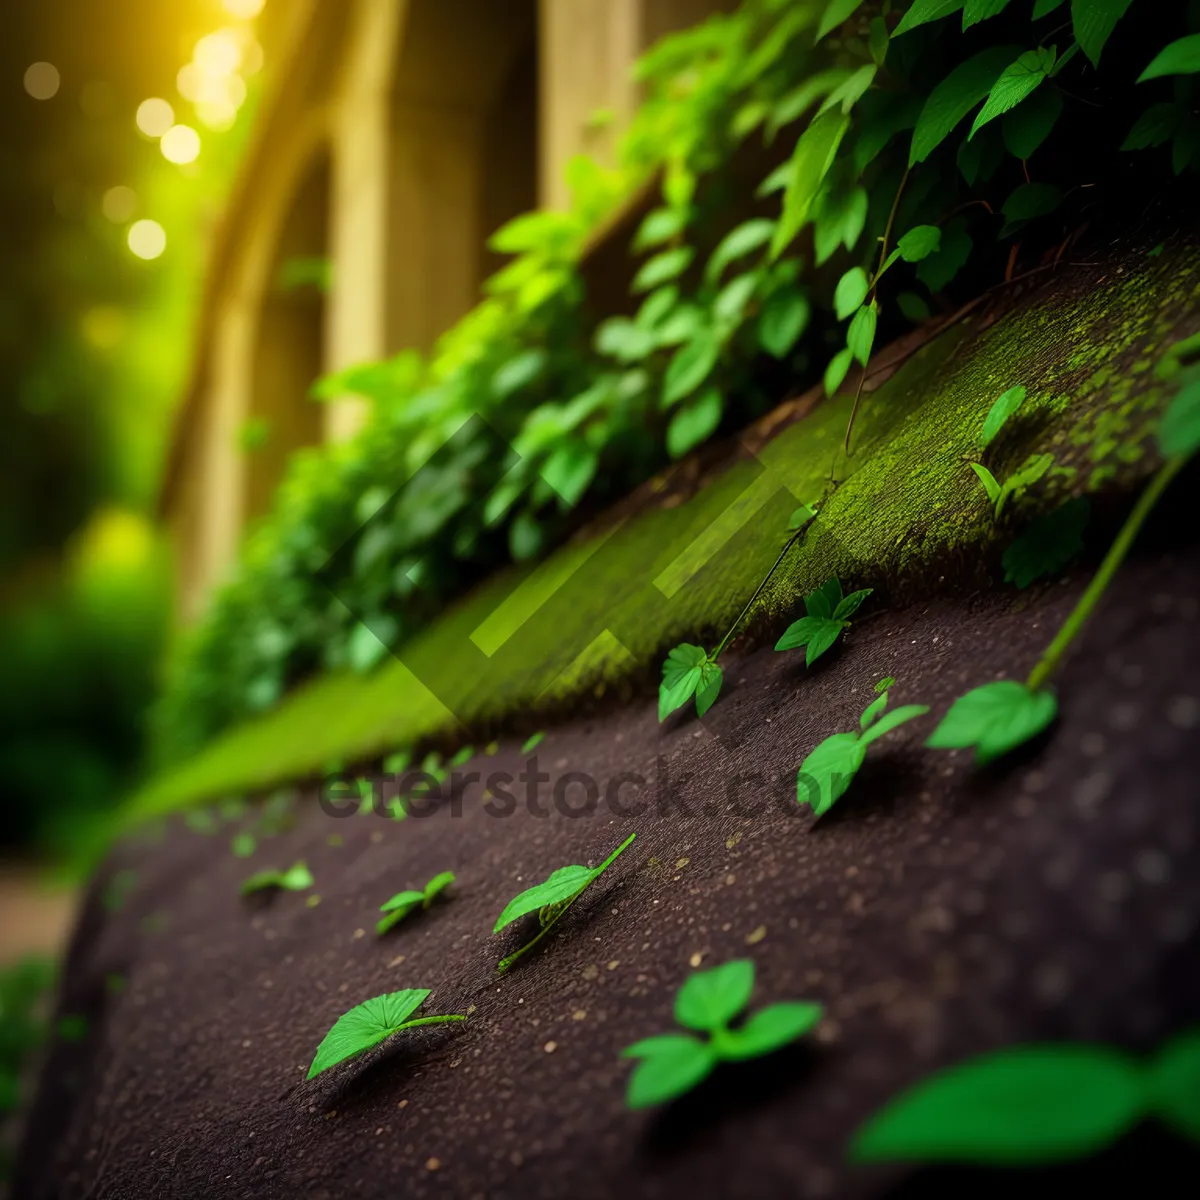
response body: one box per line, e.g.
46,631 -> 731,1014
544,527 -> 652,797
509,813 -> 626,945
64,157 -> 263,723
775,577 -> 872,666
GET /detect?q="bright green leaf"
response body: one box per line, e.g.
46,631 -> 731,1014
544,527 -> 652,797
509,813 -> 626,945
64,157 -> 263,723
634,207 -> 686,251
714,273 -> 759,329
962,0 -> 1012,29
240,861 -> 313,896
894,0 -> 966,37
663,333 -> 719,407
860,692 -> 889,729
970,48 -> 1056,141
720,1002 -> 824,1059
847,303 -> 877,367
660,643 -> 708,720
772,111 -> 851,258
788,503 -> 818,531
625,1036 -> 718,1109
825,346 -> 854,396
833,587 -> 872,621
695,661 -> 723,718
797,732 -> 865,814
970,462 -> 1002,506
859,704 -> 929,747
927,680 -> 1058,764
819,65 -> 878,116
667,388 -> 723,459
542,441 -> 599,508
817,0 -> 866,40
910,46 -> 1019,165
706,219 -> 776,284
758,289 -> 811,358
980,384 -> 1027,447
494,864 -> 594,932
896,225 -> 942,263
633,246 -> 694,293
675,959 -> 755,1032
835,267 -> 869,319
1139,34 -> 1200,82
850,1044 -> 1144,1163
775,616 -> 846,666
1159,377 -> 1200,457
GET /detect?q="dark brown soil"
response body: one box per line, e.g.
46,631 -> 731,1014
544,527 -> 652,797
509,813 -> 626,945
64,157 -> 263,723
15,527 -> 1200,1199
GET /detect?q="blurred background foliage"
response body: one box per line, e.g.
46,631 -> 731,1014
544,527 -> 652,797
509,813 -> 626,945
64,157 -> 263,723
0,0 -> 259,859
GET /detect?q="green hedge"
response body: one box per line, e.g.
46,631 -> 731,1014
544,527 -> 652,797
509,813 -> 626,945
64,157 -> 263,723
155,0 -> 1199,762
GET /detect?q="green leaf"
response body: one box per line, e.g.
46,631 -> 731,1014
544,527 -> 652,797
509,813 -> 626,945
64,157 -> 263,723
846,303 -> 877,367
1159,377 -> 1200,457
1139,34 -> 1200,82
970,48 -> 1056,141
999,452 -> 1054,515
240,861 -> 313,896
775,615 -> 841,658
695,662 -> 723,718
833,587 -> 872,620
772,111 -> 851,258
970,462 -> 1002,505
660,643 -> 708,720
1147,1029 -> 1200,1141
917,221 -> 972,296
859,704 -> 929,747
636,285 -> 680,331
663,334 -> 719,408
719,1002 -> 824,1060
850,1044 -> 1144,1163
910,46 -> 1019,165
1002,497 -> 1089,588
706,219 -> 776,284
894,0 -> 965,37
423,870 -> 455,904
494,864 -> 594,932
634,207 -> 687,252
713,273 -> 759,329
788,504 -> 818,531
633,246 -> 694,293
1033,0 -> 1066,15
758,289 -> 811,358
797,732 -> 865,815
825,347 -> 854,396
492,349 -> 546,398
869,16 -> 890,65
835,267 -> 869,320
926,680 -> 1058,764
625,1036 -> 717,1109
675,959 -> 755,1032
896,225 -> 942,263
962,0 -> 1012,28
1072,0 -> 1134,68
860,692 -> 889,729
875,676 -> 896,694
1122,103 -> 1183,151
308,989 -> 441,1078
521,731 -> 545,754
1001,182 -> 1063,233
818,65 -> 878,117
814,184 -> 869,265
595,317 -> 656,363
980,384 -> 1027,448
817,0 -> 866,40
380,889 -> 424,914
1002,85 -> 1063,159
542,441 -> 599,508
231,832 -> 256,858
897,291 -> 931,322
667,388 -> 723,459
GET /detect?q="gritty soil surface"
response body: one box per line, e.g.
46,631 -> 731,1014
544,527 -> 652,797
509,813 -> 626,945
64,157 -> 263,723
15,522 -> 1200,1199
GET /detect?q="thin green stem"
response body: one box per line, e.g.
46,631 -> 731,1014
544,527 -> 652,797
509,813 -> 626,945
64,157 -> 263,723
712,529 -> 804,659
396,1014 -> 467,1029
596,830 -> 637,872
1026,456 -> 1187,692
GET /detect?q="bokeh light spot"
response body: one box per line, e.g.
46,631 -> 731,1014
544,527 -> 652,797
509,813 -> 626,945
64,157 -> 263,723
24,62 -> 60,100
160,125 -> 201,165
194,30 -> 241,75
128,219 -> 166,260
136,97 -> 174,138
101,185 -> 137,223
223,0 -> 266,18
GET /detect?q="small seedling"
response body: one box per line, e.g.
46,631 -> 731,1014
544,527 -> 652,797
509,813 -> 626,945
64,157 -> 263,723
240,861 -> 314,897
521,731 -> 545,754
979,384 -> 1026,450
493,833 -> 636,972
849,1029 -> 1200,1165
376,870 -> 456,935
797,679 -> 928,815
231,832 -> 256,858
622,959 -> 822,1109
659,512 -> 820,721
775,577 -> 872,667
1003,497 -> 1090,588
969,452 -> 1053,519
383,749 -> 411,774
307,989 -> 466,1079
927,680 -> 1056,765
449,745 -> 474,768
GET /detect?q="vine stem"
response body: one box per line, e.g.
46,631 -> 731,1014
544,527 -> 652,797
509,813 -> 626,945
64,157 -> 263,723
711,526 -> 805,659
1026,455 -> 1187,692
846,167 -> 910,457
397,1014 -> 466,1029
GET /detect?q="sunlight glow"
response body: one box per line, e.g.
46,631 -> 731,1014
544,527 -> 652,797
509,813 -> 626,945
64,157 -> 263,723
160,125 -> 201,165
127,219 -> 166,260
194,30 -> 241,76
136,97 -> 174,138
223,0 -> 266,17
101,186 -> 137,223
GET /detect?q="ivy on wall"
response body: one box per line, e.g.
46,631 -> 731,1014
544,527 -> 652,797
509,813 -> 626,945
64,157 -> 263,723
156,0 -> 1200,762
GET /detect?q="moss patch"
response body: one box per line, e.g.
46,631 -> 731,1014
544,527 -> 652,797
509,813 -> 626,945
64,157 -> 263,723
124,245 -> 1200,822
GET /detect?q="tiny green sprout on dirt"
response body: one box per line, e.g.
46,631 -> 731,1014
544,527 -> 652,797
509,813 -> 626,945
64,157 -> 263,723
230,832 -> 256,858
622,959 -> 822,1109
1003,497 -> 1089,588
449,745 -> 474,768
494,833 -> 636,972
969,452 -> 1053,519
383,749 -> 411,775
849,1028 -> 1200,1166
797,680 -> 928,815
521,731 -> 545,753
775,577 -> 872,667
926,680 -> 1057,766
376,870 -> 456,935
240,861 -> 314,897
307,989 -> 466,1080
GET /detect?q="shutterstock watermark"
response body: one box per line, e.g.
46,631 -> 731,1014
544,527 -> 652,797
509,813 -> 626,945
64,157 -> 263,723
318,755 -> 838,822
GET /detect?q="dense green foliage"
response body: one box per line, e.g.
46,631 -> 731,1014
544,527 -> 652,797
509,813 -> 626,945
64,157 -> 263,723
158,0 -> 1200,761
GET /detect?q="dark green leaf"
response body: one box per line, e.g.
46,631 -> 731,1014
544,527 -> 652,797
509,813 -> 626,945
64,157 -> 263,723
980,384 -> 1027,448
850,1044 -> 1144,1163
758,290 -> 811,358
833,587 -> 872,621
797,732 -> 865,814
1159,377 -> 1200,457
719,1002 -> 824,1059
1139,34 -> 1200,82
825,347 -> 854,396
814,185 -> 869,265
817,0 -> 867,40
663,333 -> 719,407
926,680 -> 1058,764
896,225 -> 942,263
894,0 -> 965,37
835,267 -> 869,319
625,1036 -> 717,1109
910,46 -> 1018,165
962,0 -> 1012,28
1002,85 -> 1063,159
308,989 -> 432,1078
695,662 -> 723,718
772,111 -> 851,258
847,303 -> 877,367
1072,0 -> 1134,68
1032,0 -> 1065,15
970,48 -> 1056,140
633,246 -> 694,293
1002,498 -> 1090,588
897,291 -> 932,322
1147,1029 -> 1200,1141
675,959 -> 755,1032
1001,181 -> 1063,230
917,217 -> 972,291
666,388 -> 723,459
542,441 -> 599,508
